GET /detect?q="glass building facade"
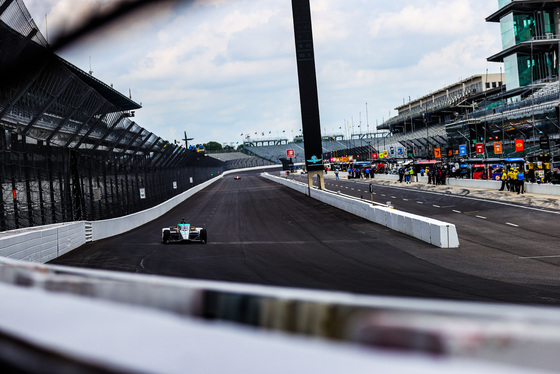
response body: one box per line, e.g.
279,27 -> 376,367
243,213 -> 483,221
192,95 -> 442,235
498,0 -> 513,9
496,4 -> 559,90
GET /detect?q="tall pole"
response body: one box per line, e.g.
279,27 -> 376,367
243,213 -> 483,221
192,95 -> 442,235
291,0 -> 325,189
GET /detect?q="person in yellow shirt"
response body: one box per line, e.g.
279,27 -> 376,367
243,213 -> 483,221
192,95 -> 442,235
507,167 -> 516,191
499,168 -> 507,191
510,167 -> 519,192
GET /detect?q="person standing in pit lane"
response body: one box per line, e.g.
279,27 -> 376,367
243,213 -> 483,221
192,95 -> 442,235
510,168 -> 519,192
508,167 -> 514,191
499,168 -> 507,191
517,168 -> 525,194
427,167 -> 432,184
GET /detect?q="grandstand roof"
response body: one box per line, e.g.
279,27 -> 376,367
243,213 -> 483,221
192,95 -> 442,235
486,0 -> 560,23
58,57 -> 142,112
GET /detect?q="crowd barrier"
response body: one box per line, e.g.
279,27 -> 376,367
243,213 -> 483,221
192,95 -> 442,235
262,173 -> 459,248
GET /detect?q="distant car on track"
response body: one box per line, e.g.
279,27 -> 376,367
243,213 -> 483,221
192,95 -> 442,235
234,176 -> 241,180
162,218 -> 207,244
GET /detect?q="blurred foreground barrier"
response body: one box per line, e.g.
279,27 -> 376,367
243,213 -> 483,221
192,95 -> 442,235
262,173 -> 459,248
0,257 -> 559,373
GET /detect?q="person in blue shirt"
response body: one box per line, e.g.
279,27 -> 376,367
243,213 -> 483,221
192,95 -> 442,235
517,169 -> 525,194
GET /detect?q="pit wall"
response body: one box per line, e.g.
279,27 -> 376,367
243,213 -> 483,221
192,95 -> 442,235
0,165 -> 280,263
373,174 -> 560,195
262,173 -> 459,248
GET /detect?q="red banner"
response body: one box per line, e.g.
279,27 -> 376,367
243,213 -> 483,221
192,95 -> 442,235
286,149 -> 295,158
434,148 -> 441,158
372,153 -> 378,159
515,139 -> 524,152
476,143 -> 484,155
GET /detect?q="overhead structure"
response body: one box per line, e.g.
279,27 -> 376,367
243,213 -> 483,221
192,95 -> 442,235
0,0 -> 188,166
291,0 -> 325,190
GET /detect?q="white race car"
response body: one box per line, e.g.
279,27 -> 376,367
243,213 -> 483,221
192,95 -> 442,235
162,219 -> 207,244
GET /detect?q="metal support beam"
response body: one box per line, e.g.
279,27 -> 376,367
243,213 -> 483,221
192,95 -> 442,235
62,101 -> 105,147
89,113 -> 129,150
0,63 -> 48,121
123,132 -> 153,167
0,0 -> 16,16
45,88 -> 93,143
102,121 -> 136,162
21,76 -> 73,136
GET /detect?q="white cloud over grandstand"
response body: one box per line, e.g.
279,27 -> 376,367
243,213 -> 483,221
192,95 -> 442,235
26,0 -> 502,146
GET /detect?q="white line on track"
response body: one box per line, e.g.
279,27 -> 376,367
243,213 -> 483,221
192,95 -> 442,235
476,215 -> 487,219
417,201 -> 424,204
452,210 -> 462,214
506,222 -> 519,227
433,205 -> 441,208
520,255 -> 560,259
403,198 -> 409,201
348,181 -> 560,215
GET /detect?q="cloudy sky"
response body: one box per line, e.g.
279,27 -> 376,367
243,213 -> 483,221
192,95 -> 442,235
25,0 -> 503,147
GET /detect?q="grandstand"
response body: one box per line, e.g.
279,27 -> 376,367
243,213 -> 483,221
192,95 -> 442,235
0,0 -> 238,231
207,152 -> 276,170
243,136 -> 383,165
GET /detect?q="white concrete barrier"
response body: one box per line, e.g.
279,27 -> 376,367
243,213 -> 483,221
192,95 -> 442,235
92,165 -> 281,241
0,222 -> 86,263
263,173 -> 459,248
0,165 -> 282,263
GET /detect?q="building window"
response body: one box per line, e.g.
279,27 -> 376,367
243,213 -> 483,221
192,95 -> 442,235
492,82 -> 497,88
486,83 -> 491,89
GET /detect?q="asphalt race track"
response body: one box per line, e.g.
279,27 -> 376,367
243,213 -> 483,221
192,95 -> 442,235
51,169 -> 560,305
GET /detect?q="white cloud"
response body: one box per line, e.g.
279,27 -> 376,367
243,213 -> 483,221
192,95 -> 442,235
23,0 -> 504,144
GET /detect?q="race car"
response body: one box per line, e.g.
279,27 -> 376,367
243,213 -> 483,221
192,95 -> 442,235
234,176 -> 241,180
162,219 -> 207,244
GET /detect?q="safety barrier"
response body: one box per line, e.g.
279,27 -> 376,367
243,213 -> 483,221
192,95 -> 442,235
0,257 -> 559,373
0,222 -> 86,263
0,165 -> 281,264
375,174 -> 560,195
91,165 -> 280,241
263,173 -> 459,248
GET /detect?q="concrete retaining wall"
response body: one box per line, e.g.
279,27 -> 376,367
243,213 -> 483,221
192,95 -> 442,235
0,165 -> 281,263
263,173 -> 459,248
0,222 -> 86,263
91,165 -> 280,241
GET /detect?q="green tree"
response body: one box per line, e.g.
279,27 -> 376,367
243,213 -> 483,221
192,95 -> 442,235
204,141 -> 223,152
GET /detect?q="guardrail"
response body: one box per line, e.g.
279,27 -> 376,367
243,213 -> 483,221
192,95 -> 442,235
0,256 -> 559,373
262,173 -> 459,248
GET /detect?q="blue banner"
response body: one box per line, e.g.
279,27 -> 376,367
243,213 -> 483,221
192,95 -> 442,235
459,145 -> 467,156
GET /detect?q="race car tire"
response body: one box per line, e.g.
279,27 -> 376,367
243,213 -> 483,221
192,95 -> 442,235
162,229 -> 170,244
200,229 -> 207,244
